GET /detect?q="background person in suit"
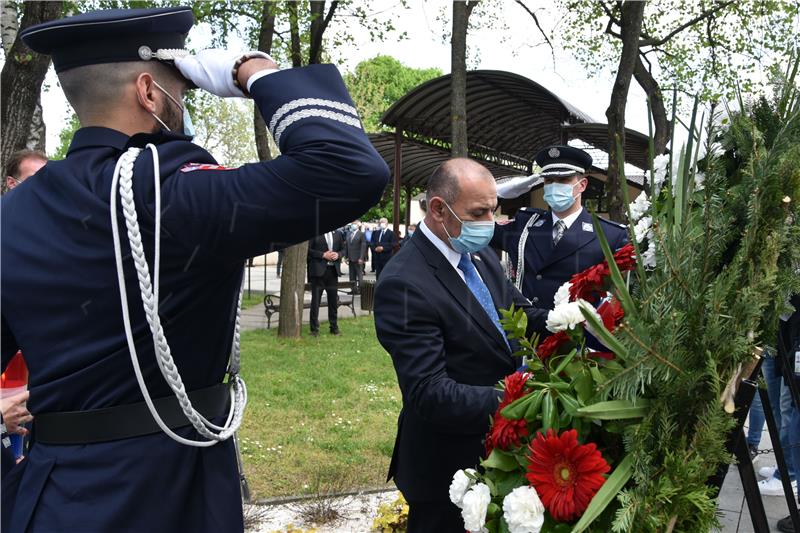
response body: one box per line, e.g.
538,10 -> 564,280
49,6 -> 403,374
4,150 -> 47,191
492,145 -> 628,334
344,220 -> 367,294
375,158 -> 540,532
371,217 -> 395,279
307,230 -> 346,336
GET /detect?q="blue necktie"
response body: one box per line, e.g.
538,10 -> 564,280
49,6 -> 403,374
457,254 -> 510,351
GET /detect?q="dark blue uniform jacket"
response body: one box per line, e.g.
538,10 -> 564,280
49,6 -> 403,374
1,64 -> 389,532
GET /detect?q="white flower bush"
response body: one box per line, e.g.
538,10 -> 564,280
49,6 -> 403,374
449,468 -> 476,508
643,240 -> 657,269
553,281 -> 572,307
629,191 -> 651,223
461,483 -> 491,532
502,485 -> 545,533
652,154 -> 670,191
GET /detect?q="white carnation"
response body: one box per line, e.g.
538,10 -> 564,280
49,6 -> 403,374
546,299 -> 596,333
553,281 -> 572,307
633,216 -> 653,244
461,483 -> 492,532
449,469 -> 477,508
502,485 -> 545,533
629,191 -> 651,223
643,240 -> 657,269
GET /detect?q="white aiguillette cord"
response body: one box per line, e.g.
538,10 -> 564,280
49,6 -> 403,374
110,145 -> 247,447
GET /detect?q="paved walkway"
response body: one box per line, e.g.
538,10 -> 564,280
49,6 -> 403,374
239,263 -> 797,531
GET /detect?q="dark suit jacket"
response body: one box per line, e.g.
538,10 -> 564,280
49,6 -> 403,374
307,232 -> 346,278
370,227 -> 395,262
374,229 -> 538,501
344,229 -> 367,262
492,207 -> 628,333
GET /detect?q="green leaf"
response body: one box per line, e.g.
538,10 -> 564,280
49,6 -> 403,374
590,214 -> 637,318
500,392 -> 536,420
576,399 -> 651,420
579,304 -> 630,361
541,391 -> 557,433
573,369 -> 594,403
558,392 -> 580,416
571,453 -> 633,533
552,348 -> 579,375
589,365 -> 607,386
482,449 -> 520,472
523,389 -> 546,422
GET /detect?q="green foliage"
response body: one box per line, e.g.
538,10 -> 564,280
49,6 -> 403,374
185,91 -> 257,166
557,0 -> 799,103
372,493 -> 408,532
343,55 -> 442,133
50,113 -> 81,160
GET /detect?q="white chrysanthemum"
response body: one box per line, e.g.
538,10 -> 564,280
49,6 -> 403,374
694,171 -> 705,191
633,216 -> 653,244
629,191 -> 651,223
449,469 -> 476,508
461,483 -> 491,532
546,299 -> 597,333
502,485 -> 545,533
643,240 -> 657,269
553,281 -> 572,307
651,154 -> 670,191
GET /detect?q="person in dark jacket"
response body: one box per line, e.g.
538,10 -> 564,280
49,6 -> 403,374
307,231 -> 346,335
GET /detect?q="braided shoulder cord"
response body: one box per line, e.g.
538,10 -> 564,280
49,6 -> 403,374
514,213 -> 540,292
110,146 -> 247,447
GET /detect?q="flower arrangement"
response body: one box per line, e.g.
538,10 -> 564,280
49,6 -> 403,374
452,69 -> 800,532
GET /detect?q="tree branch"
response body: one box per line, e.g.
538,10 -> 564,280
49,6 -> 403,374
514,0 -> 555,66
639,1 -> 734,47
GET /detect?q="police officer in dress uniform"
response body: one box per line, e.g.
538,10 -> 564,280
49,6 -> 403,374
1,7 -> 389,532
491,145 -> 628,334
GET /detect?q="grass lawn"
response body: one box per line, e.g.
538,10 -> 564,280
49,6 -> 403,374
241,291 -> 266,310
238,316 -> 401,500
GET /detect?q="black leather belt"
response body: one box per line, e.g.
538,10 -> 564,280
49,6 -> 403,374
33,384 -> 230,445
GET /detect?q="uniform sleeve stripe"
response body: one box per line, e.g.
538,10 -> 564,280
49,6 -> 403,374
274,108 -> 363,145
268,98 -> 359,137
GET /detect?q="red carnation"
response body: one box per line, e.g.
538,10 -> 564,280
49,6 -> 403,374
613,244 -> 637,272
500,372 -> 531,408
536,331 -> 569,360
569,263 -> 609,302
597,296 -> 625,332
486,413 -> 529,455
526,429 -> 610,522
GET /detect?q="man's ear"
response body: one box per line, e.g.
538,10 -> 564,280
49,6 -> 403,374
428,197 -> 446,222
576,176 -> 589,194
134,72 -> 158,114
6,177 -> 17,190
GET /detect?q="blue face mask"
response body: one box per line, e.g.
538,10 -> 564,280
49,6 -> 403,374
153,80 -> 194,138
543,181 -> 579,212
442,202 -> 495,254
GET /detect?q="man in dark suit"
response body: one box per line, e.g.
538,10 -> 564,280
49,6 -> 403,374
1,7 -> 388,532
308,230 -> 346,336
375,158 -> 539,532
371,217 -> 395,279
344,220 -> 367,294
492,145 -> 628,334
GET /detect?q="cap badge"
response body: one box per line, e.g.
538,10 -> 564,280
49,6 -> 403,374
548,147 -> 560,158
138,46 -> 153,60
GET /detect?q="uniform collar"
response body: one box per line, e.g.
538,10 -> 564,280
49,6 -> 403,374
67,127 -> 129,155
67,126 -> 193,156
552,206 -> 584,229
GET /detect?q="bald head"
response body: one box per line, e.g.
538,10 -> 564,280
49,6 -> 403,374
424,158 -> 497,247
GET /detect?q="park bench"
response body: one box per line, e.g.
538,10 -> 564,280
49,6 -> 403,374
262,281 -> 357,329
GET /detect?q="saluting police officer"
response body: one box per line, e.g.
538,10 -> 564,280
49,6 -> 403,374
491,145 -> 628,334
1,6 -> 388,532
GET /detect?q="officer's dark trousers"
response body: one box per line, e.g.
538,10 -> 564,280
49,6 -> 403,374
348,260 -> 362,292
406,499 -> 463,532
310,266 -> 339,332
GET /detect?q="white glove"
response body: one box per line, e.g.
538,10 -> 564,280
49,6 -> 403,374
496,174 -> 541,199
174,49 -> 274,98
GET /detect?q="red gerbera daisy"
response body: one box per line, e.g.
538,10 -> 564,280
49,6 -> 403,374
536,331 -> 569,360
526,429 -> 610,522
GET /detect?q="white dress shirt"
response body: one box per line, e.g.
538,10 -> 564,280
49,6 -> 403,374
419,220 -> 486,283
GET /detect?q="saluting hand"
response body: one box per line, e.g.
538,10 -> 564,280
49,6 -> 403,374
175,49 -> 278,98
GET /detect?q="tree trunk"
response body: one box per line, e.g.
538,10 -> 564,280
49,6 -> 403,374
277,1 -> 312,338
253,0 -> 275,163
1,3 -> 19,53
633,55 -> 671,156
604,0 -> 645,222
0,1 -> 58,170
450,1 -> 476,158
